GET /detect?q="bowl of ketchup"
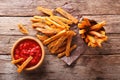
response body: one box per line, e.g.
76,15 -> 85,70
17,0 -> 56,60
11,36 -> 45,71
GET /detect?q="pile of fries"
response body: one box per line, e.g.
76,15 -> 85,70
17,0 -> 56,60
78,18 -> 108,47
17,7 -> 108,58
31,7 -> 78,58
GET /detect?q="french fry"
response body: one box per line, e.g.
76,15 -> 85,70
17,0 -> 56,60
85,37 -> 89,43
78,23 -> 85,29
56,7 -> 78,24
35,28 -> 57,36
43,30 -> 66,45
55,46 -> 66,54
36,34 -> 49,42
11,58 -> 23,64
50,24 -> 57,28
81,34 -> 85,38
88,42 -> 97,47
87,35 -> 96,43
32,16 -> 52,25
17,56 -> 33,73
32,22 -> 47,28
48,40 -> 66,53
18,24 -> 29,34
47,39 -> 58,51
90,43 -> 97,48
54,16 -> 73,24
33,16 -> 52,25
58,44 -> 77,58
31,18 -> 43,23
81,21 -> 88,27
65,31 -> 74,57
99,31 -> 106,35
69,30 -> 76,36
33,16 -> 46,19
37,7 -> 53,16
79,29 -> 86,34
83,18 -> 91,26
65,36 -> 72,57
59,40 -> 67,48
46,17 -> 65,29
89,31 -> 105,38
102,36 -> 108,41
96,39 -> 103,47
90,21 -> 106,31
57,52 -> 65,58
51,28 -> 62,33
78,20 -> 90,29
88,42 -> 91,46
96,36 -> 107,47
31,16 -> 46,22
51,34 -> 68,54
50,16 -> 70,30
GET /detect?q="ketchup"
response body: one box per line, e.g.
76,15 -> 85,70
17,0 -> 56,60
14,39 -> 42,68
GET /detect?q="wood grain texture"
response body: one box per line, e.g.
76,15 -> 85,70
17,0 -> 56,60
0,34 -> 120,55
0,0 -> 120,80
0,0 -> 119,16
0,15 -> 120,36
0,55 -> 120,80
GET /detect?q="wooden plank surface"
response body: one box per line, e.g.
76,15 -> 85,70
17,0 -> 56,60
0,55 -> 120,80
0,0 -> 120,80
0,0 -> 120,16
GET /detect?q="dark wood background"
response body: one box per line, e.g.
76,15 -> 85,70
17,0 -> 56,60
0,0 -> 120,80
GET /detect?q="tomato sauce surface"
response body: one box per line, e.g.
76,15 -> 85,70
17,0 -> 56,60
14,39 -> 42,68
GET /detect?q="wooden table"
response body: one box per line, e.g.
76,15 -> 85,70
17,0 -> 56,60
0,0 -> 120,80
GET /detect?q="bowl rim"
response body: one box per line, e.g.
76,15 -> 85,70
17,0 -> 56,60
11,36 -> 45,71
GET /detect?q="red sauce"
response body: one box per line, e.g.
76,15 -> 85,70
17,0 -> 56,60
14,39 -> 42,68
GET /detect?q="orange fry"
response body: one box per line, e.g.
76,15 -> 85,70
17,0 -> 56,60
32,22 -> 47,28
46,17 -> 65,29
31,18 -> 42,23
47,39 -> 58,50
17,56 -> 33,73
56,7 -> 78,24
35,28 -> 57,36
18,24 -> 29,34
89,31 -> 105,38
90,21 -> 106,31
99,31 -> 106,35
11,58 -> 23,64
32,16 -> 52,25
54,16 -> 73,24
81,34 -> 85,38
78,23 -> 85,29
37,7 -> 53,15
50,16 -> 70,30
96,39 -> 103,47
58,44 -> 77,58
83,18 -> 91,26
87,35 -> 96,44
51,35 -> 68,54
55,46 -> 66,54
85,37 -> 89,43
65,31 -> 75,57
43,30 -> 66,45
57,52 -> 65,58
36,34 -> 49,42
79,29 -> 86,34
